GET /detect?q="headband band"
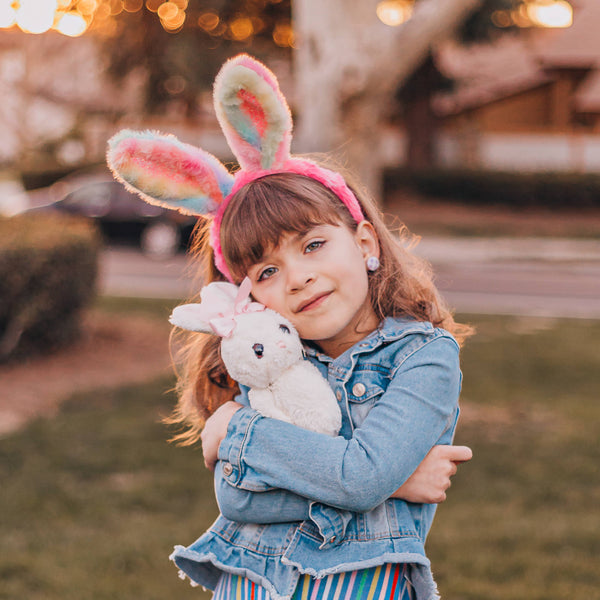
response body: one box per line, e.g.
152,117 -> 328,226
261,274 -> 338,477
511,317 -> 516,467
107,54 -> 364,281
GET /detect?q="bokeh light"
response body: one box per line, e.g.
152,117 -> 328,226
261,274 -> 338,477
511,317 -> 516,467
198,10 -> 219,32
123,0 -> 142,12
157,1 -> 177,20
376,0 -> 413,27
78,0 -> 98,16
229,16 -> 253,41
164,74 -> 186,95
108,0 -> 124,16
0,0 -> 294,37
0,1 -> 17,28
491,10 -> 513,28
157,0 -> 185,32
527,0 -> 573,28
272,21 -> 294,47
16,0 -> 57,34
145,0 -> 162,12
56,10 -> 88,36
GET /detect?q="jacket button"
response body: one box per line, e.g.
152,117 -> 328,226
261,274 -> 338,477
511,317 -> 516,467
352,383 -> 366,397
335,390 -> 342,401
222,462 -> 233,476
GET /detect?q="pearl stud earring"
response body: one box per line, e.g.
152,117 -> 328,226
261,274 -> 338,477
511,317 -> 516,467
366,256 -> 380,272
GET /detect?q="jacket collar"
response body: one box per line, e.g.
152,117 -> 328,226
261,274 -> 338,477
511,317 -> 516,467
304,317 -> 434,364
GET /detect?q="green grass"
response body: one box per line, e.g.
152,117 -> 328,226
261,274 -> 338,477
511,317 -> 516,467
1,313 -> 598,599
0,378 -> 216,600
93,295 -> 181,320
428,315 -> 600,599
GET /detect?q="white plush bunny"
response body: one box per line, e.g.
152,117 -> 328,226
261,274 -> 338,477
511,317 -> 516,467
169,278 -> 341,437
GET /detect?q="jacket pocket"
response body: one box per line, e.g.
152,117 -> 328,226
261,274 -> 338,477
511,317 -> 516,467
346,372 -> 387,427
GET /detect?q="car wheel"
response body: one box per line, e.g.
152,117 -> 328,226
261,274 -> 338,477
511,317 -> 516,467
140,221 -> 181,259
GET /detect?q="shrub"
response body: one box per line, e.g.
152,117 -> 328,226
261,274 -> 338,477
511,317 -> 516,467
0,213 -> 100,362
384,168 -> 600,209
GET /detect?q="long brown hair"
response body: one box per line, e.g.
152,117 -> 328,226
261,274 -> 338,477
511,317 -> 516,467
166,166 -> 472,445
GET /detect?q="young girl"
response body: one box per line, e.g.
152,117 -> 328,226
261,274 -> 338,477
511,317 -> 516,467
107,54 -> 472,600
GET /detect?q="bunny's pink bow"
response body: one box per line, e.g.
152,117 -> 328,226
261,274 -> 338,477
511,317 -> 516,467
202,277 -> 264,337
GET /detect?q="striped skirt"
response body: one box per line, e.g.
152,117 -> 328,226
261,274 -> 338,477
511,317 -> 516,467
213,564 -> 414,600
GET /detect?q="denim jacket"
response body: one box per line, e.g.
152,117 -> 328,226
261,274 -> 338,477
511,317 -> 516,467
170,317 -> 462,600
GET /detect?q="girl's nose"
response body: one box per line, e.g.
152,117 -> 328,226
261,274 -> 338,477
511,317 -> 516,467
286,268 -> 314,292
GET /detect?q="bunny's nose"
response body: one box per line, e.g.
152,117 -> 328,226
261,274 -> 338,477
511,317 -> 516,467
276,341 -> 286,349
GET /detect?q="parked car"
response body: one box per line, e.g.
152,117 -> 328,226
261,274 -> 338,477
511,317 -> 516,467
42,169 -> 197,258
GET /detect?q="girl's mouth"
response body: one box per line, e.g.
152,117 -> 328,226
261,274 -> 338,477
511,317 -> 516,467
298,292 -> 331,312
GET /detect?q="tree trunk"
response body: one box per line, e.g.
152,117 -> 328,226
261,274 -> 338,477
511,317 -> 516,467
292,0 -> 482,201
400,51 -> 443,170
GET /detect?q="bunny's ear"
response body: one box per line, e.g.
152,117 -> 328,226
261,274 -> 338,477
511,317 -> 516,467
169,281 -> 244,336
107,129 -> 234,217
169,304 -> 214,334
214,54 -> 292,171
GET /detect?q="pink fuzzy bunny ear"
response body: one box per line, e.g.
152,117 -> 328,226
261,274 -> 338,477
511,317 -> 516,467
107,129 -> 234,217
214,54 -> 292,171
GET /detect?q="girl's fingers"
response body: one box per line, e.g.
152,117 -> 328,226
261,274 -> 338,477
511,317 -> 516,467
445,445 -> 473,464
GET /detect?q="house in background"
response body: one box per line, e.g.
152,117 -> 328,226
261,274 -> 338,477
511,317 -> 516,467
433,0 -> 600,172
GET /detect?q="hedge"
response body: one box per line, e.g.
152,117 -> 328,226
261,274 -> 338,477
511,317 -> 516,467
0,213 -> 100,362
384,168 -> 600,209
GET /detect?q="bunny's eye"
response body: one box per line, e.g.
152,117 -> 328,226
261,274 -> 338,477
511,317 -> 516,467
252,343 -> 264,358
279,324 -> 290,334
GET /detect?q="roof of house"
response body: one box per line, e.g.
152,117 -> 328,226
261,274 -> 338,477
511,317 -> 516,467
434,0 -> 600,115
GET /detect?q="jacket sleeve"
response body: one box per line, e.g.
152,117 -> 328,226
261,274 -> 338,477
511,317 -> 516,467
215,383 -> 315,523
217,335 -> 461,513
214,460 -> 311,523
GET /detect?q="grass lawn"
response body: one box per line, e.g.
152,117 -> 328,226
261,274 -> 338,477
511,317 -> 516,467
1,311 -> 598,600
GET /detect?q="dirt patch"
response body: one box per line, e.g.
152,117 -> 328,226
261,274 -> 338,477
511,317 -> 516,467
0,310 -> 172,436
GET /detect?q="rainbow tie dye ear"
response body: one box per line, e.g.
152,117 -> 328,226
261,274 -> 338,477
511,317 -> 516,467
106,55 -> 292,221
107,129 -> 234,218
214,54 -> 292,171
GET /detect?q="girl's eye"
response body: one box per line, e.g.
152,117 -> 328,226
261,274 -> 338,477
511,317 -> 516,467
305,240 -> 324,253
279,324 -> 290,334
257,266 -> 277,281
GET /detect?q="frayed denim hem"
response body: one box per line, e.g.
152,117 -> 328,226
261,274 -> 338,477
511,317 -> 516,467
170,545 -> 299,600
170,545 -> 439,600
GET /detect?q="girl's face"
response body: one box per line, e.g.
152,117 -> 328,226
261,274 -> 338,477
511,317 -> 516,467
247,221 -> 380,358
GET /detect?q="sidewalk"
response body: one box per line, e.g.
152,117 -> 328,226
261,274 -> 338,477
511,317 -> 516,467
414,237 -> 600,319
414,236 -> 600,264
99,236 -> 600,319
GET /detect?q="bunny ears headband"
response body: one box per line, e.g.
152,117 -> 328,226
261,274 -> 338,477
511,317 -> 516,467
106,53 -> 364,282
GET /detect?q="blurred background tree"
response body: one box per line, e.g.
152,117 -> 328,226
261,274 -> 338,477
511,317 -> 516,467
101,0 -> 292,118
292,0 -> 482,198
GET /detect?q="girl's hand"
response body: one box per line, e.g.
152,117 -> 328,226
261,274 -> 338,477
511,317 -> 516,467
200,401 -> 243,471
390,445 -> 472,504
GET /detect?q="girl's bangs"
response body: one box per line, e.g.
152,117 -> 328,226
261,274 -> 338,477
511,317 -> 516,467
220,175 -> 353,279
